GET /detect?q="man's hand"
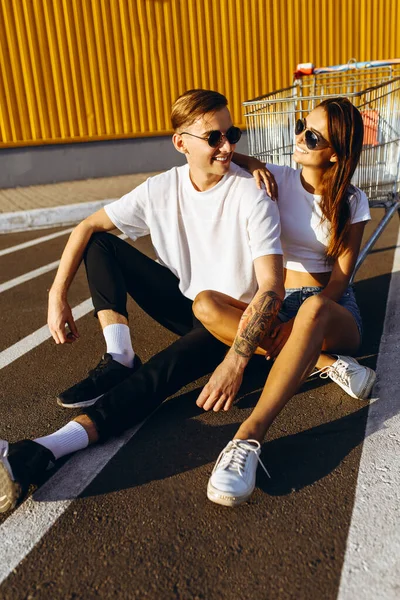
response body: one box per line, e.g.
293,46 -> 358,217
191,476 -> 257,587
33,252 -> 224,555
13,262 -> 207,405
196,352 -> 247,412
48,293 -> 79,344
264,319 -> 294,360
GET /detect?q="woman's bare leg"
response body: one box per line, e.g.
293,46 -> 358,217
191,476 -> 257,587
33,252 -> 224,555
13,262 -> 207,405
233,294 -> 361,442
193,290 -> 351,366
193,291 -> 275,355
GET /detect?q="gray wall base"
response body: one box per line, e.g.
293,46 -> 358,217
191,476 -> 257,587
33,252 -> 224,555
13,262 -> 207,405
1,133 -> 249,188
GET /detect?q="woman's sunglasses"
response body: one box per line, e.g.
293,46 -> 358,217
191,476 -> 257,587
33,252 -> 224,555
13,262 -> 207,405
180,125 -> 242,148
295,118 -> 330,150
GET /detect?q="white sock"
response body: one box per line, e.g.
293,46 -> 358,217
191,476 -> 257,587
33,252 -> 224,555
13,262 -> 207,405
103,324 -> 135,368
34,422 -> 89,461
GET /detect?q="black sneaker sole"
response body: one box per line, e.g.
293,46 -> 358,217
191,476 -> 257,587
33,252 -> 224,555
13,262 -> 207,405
56,393 -> 103,409
0,460 -> 22,513
57,355 -> 142,409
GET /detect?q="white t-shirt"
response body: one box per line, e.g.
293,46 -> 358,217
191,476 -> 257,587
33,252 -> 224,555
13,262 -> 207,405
265,164 -> 371,273
105,163 -> 282,302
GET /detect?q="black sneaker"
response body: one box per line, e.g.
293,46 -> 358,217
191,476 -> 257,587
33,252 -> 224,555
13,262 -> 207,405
0,440 -> 55,513
57,353 -> 142,409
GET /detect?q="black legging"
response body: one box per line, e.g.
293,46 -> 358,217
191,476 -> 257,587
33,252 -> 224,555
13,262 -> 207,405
81,232 -> 226,441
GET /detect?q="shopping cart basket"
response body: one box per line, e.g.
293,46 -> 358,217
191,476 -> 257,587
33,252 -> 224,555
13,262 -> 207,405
243,59 -> 400,281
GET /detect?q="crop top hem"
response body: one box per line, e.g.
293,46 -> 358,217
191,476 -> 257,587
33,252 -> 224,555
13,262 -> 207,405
284,260 -> 332,273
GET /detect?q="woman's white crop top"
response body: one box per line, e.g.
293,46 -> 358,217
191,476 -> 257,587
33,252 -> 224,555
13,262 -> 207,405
265,164 -> 371,273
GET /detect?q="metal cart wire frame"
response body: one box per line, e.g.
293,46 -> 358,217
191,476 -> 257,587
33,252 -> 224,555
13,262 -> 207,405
243,59 -> 400,281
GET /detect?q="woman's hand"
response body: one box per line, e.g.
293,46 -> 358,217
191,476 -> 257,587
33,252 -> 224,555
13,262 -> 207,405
264,319 -> 294,360
47,292 -> 79,344
248,159 -> 278,200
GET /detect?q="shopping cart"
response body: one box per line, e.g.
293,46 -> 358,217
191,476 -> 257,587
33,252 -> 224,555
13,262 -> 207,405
243,59 -> 400,281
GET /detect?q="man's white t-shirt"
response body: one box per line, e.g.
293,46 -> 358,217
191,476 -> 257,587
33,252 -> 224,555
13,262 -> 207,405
105,163 -> 282,303
265,164 -> 371,273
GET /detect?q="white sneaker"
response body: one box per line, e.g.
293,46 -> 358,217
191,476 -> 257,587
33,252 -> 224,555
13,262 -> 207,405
316,356 -> 376,400
207,439 -> 270,507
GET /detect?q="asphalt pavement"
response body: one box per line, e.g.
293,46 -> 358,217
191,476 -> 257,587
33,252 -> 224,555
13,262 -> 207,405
0,184 -> 399,599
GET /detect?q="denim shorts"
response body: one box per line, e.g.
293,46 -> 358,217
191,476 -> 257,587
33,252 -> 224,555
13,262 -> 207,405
278,285 -> 363,339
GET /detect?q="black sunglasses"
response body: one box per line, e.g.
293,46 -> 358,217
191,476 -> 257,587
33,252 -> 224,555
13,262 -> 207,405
180,125 -> 242,148
295,118 -> 330,150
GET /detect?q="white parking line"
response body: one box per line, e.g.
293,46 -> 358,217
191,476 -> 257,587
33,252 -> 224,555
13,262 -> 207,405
0,423 -> 145,585
0,232 -> 398,589
0,228 -> 73,257
0,299 -> 93,370
0,230 -> 147,582
338,227 -> 400,600
0,261 -> 60,293
0,233 -> 127,295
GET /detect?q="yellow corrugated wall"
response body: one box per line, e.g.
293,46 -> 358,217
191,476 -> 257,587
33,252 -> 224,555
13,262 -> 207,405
1,0 -> 399,148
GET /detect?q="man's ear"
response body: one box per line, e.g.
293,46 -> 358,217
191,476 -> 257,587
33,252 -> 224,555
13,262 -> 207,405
172,133 -> 188,154
329,152 -> 338,163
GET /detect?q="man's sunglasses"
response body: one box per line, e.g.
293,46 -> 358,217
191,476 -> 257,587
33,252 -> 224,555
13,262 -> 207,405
180,125 -> 242,148
295,118 -> 330,150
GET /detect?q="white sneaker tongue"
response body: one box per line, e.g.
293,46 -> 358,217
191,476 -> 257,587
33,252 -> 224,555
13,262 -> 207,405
225,450 -> 247,472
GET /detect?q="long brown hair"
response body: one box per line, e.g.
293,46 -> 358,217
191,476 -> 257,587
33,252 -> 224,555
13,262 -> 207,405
318,97 -> 364,260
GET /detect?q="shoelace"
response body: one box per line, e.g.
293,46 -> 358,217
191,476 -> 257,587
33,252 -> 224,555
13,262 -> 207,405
313,359 -> 352,386
88,354 -> 112,381
213,439 -> 271,479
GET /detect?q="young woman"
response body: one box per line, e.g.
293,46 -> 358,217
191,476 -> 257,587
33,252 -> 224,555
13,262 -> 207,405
193,97 -> 376,507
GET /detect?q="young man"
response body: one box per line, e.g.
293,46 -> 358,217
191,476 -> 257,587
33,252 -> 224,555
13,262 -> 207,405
0,89 -> 284,512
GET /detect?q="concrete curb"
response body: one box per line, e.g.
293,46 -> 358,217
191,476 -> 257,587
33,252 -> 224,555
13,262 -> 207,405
0,199 -> 116,233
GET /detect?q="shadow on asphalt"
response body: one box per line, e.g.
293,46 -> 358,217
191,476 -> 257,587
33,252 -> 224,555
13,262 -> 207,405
75,274 -> 393,501
355,273 -> 392,360
30,272 -> 393,506
78,389 -> 399,503
259,404 -> 371,495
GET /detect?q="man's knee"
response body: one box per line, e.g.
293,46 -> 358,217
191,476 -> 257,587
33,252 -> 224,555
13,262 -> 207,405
84,231 -> 113,260
193,290 -> 220,326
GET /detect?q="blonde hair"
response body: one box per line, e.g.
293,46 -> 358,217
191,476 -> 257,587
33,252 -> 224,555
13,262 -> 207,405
171,89 -> 228,131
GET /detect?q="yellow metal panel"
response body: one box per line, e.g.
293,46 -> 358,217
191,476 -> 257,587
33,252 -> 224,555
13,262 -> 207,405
1,0 -> 400,147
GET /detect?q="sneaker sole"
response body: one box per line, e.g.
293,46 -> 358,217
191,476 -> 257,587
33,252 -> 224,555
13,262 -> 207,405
56,356 -> 142,409
56,394 -> 103,409
358,367 -> 377,400
0,461 -> 21,513
207,481 -> 253,507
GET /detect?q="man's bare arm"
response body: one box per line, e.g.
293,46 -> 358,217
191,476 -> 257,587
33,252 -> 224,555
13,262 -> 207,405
48,208 -> 115,344
197,255 -> 284,411
233,290 -> 282,358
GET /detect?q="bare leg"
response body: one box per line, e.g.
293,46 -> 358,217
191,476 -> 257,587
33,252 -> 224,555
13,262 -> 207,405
193,291 -> 270,355
315,353 -> 337,369
233,294 -> 360,442
74,415 -> 99,444
194,291 -> 345,366
98,309 -> 128,330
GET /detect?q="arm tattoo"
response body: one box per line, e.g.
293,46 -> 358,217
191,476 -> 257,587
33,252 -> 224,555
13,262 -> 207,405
234,291 -> 282,358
